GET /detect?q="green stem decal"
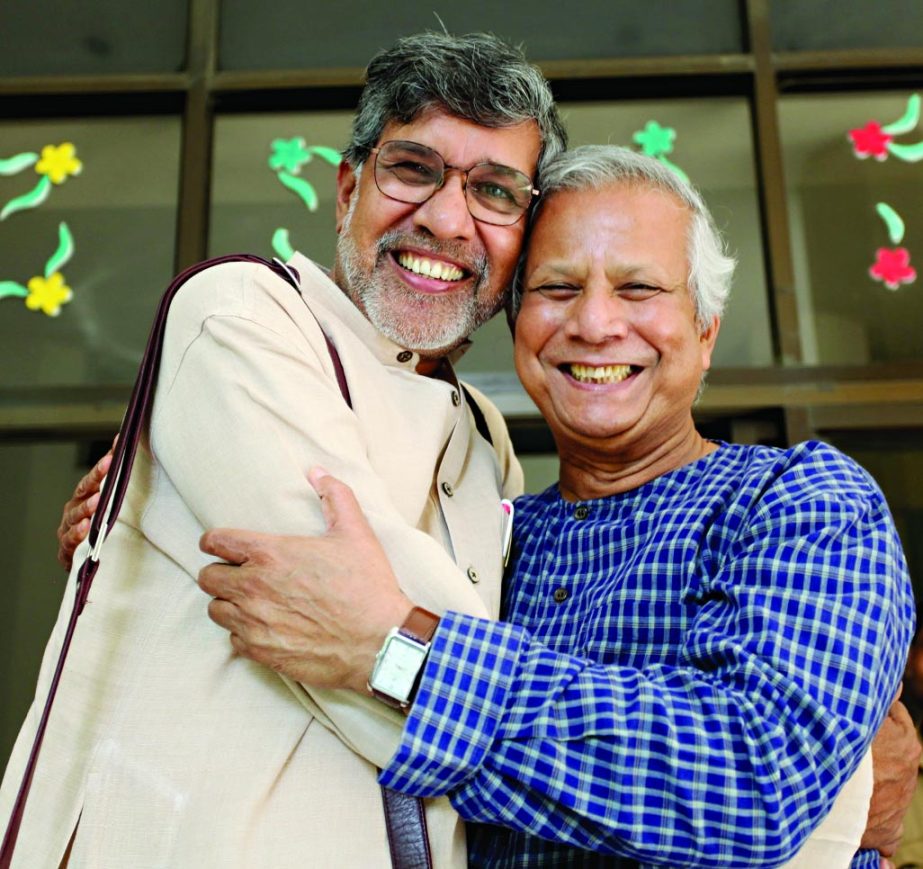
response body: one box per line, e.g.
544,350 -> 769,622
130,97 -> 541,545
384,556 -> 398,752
272,227 -> 295,261
882,94 -> 921,136
44,222 -> 75,278
278,171 -> 319,211
876,202 -> 905,245
886,140 -> 923,163
658,156 -> 689,184
309,146 -> 342,166
0,281 -> 28,299
0,152 -> 38,175
0,175 -> 52,221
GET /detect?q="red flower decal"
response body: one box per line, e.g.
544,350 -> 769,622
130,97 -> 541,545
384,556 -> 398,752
869,247 -> 917,289
849,122 -> 892,160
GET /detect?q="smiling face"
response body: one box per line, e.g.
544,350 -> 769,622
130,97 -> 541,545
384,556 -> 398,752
514,182 -> 720,490
331,108 -> 541,358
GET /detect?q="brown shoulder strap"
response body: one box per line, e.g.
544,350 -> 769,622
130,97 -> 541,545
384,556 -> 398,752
381,786 -> 433,869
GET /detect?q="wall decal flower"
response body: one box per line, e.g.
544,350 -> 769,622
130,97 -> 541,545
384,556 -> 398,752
35,142 -> 83,184
868,203 -> 916,291
0,222 -> 76,316
632,121 -> 689,182
869,247 -> 916,290
25,271 -> 73,316
269,137 -> 314,174
848,94 -> 923,162
848,122 -> 892,160
1,142 -> 82,220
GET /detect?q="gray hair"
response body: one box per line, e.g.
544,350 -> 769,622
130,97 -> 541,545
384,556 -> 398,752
343,32 -> 567,179
511,145 -> 736,331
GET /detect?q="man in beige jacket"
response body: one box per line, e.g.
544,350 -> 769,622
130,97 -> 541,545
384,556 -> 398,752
17,31 -> 916,869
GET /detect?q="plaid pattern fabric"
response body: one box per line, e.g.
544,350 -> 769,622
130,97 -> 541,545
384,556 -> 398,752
380,442 -> 913,868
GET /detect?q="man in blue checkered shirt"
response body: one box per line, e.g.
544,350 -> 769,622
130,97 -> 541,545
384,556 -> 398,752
201,146 -> 915,867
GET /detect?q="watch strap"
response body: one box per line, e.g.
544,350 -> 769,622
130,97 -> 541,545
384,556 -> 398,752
400,607 -> 440,644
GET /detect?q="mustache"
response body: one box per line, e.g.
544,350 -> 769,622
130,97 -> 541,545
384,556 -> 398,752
375,230 -> 489,283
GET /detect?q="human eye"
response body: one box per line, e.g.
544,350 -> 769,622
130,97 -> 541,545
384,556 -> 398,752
379,144 -> 440,186
528,282 -> 580,301
383,157 -> 437,186
470,179 -> 517,205
619,282 -> 662,300
470,165 -> 531,212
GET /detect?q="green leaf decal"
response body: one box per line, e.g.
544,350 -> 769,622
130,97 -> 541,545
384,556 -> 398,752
309,146 -> 342,166
0,281 -> 28,299
882,94 -> 921,136
0,175 -> 52,220
45,222 -> 75,278
272,227 -> 295,261
887,140 -> 923,163
657,156 -> 689,184
0,152 -> 38,175
278,171 -> 319,211
875,203 -> 905,245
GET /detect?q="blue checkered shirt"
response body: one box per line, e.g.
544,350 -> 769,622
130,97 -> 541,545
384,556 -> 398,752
380,441 -> 913,868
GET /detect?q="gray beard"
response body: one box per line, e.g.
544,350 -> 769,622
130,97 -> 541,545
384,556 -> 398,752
336,202 -> 499,355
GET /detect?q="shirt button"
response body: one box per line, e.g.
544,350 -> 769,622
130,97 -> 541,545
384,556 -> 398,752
553,587 -> 569,603
467,566 -> 479,583
574,505 -> 589,520
441,481 -> 454,497
451,390 -> 460,406
396,350 -> 413,363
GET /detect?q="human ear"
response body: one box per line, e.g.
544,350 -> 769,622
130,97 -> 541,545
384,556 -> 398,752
699,316 -> 721,370
334,161 -> 358,233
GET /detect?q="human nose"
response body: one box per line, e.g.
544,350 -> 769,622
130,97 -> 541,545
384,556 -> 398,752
411,169 -> 476,240
563,286 -> 630,344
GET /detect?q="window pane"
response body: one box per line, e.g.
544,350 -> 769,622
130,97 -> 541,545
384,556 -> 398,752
219,0 -> 742,71
0,119 -> 181,388
3,0 -> 188,76
779,92 -> 923,365
771,0 -> 923,52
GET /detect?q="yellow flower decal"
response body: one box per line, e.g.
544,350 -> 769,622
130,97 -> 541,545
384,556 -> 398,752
35,142 -> 82,185
26,271 -> 73,317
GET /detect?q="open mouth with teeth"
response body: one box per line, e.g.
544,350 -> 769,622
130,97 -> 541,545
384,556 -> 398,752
564,363 -> 641,384
395,251 -> 468,283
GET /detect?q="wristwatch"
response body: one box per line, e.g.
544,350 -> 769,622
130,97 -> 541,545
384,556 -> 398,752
368,606 -> 440,711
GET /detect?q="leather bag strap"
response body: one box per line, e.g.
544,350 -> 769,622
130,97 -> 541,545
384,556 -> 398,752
381,786 -> 433,869
2,255 -> 426,868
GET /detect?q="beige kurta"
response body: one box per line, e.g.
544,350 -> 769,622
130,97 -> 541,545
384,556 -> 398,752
0,254 -> 521,868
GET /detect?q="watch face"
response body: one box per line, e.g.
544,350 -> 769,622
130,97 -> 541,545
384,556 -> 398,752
371,633 -> 428,702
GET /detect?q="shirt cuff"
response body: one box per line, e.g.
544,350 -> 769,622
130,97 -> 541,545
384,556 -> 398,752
379,611 -> 525,797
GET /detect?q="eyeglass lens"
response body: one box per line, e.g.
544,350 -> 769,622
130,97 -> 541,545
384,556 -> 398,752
373,140 -> 534,225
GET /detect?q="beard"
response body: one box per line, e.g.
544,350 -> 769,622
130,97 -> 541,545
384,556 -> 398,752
335,200 -> 502,355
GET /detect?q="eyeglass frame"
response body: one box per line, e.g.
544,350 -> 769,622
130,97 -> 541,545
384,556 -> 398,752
369,139 -> 540,226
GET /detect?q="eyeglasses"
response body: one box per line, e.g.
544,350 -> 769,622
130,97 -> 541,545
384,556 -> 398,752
370,140 -> 539,226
